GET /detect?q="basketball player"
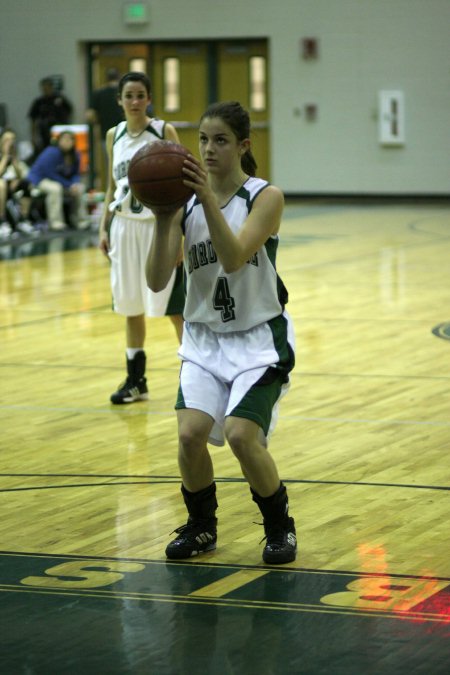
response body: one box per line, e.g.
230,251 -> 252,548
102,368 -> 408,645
146,101 -> 296,564
99,72 -> 184,404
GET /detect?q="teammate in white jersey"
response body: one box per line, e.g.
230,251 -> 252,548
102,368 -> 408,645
146,101 -> 296,564
98,72 -> 184,404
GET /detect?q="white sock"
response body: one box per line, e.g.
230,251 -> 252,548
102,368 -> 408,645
126,348 -> 145,360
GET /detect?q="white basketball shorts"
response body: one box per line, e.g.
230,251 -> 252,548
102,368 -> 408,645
175,316 -> 294,447
109,214 -> 177,317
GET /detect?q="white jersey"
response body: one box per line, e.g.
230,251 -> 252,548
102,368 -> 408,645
109,119 -> 166,220
182,177 -> 289,333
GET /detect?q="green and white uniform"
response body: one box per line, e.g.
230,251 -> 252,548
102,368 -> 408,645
108,119 -> 184,317
110,119 -> 165,219
176,177 -> 295,446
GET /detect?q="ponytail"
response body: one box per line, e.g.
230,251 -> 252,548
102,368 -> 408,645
241,149 -> 257,177
200,101 -> 258,176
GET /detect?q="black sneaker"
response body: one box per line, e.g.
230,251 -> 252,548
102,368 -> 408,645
262,516 -> 297,564
110,376 -> 148,404
165,518 -> 217,559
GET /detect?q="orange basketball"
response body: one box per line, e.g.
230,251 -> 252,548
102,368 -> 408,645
128,140 -> 194,212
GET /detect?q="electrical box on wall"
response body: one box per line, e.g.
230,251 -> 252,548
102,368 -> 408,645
378,90 -> 405,146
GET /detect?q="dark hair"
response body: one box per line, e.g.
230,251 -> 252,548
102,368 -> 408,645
57,130 -> 77,163
106,67 -> 120,82
200,101 -> 257,176
118,72 -> 152,96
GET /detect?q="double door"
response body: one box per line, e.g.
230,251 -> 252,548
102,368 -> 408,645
88,39 -> 269,187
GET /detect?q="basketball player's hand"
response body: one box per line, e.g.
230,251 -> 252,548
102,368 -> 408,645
182,156 -> 212,203
99,227 -> 110,258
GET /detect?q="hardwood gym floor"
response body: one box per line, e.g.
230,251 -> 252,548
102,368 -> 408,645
0,199 -> 449,674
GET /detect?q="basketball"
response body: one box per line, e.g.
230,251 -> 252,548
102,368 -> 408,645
128,140 -> 194,212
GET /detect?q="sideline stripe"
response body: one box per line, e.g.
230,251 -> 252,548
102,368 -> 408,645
1,550 -> 449,582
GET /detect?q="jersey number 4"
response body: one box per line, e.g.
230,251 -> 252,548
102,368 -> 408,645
213,277 -> 236,323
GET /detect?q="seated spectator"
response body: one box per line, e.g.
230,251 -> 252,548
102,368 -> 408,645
27,130 -> 88,230
0,128 -> 36,238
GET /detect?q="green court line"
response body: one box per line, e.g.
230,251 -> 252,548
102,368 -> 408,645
0,584 -> 447,624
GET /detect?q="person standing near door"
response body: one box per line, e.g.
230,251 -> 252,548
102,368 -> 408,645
146,100 -> 296,564
86,68 -> 123,188
98,71 -> 184,405
28,77 -> 73,159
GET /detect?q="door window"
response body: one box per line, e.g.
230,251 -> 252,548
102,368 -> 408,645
163,58 -> 180,112
249,56 -> 266,112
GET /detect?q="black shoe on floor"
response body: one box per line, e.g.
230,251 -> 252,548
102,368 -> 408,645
165,517 -> 217,559
262,516 -> 297,564
110,376 -> 148,404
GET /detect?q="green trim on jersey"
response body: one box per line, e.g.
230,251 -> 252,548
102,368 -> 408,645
236,182 -> 268,213
113,120 -> 165,146
166,264 -> 185,315
264,237 -> 289,308
264,236 -> 278,267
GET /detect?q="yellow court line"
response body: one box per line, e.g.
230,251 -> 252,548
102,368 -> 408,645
189,569 -> 270,597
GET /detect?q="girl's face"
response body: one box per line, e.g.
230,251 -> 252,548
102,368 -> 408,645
58,133 -> 75,152
199,117 -> 249,175
118,81 -> 151,118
